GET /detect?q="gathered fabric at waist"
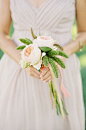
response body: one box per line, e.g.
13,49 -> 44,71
11,29 -> 72,47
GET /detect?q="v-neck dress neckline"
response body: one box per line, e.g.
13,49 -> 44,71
27,0 -> 51,11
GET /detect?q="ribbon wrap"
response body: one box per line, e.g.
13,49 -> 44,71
57,64 -> 71,97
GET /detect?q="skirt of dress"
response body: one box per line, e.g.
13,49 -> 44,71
0,53 -> 85,130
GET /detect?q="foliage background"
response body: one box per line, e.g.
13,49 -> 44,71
0,21 -> 86,128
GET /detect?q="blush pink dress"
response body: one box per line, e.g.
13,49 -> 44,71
0,0 -> 85,130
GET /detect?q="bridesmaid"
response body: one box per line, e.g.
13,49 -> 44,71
0,0 -> 86,130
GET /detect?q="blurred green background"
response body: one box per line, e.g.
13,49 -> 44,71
0,21 -> 86,128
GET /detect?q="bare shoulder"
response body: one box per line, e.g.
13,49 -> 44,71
76,0 -> 86,32
0,0 -> 11,34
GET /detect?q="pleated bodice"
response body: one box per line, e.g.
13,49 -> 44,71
10,0 -> 76,46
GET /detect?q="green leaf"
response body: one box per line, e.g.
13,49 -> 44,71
51,57 -> 65,69
19,38 -> 33,45
16,45 -> 26,50
25,38 -> 33,44
58,51 -> 69,58
48,57 -> 58,78
43,55 -> 49,67
39,47 -> 52,52
47,50 -> 59,56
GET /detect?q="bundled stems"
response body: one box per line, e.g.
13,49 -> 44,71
49,67 -> 65,118
48,82 -> 54,109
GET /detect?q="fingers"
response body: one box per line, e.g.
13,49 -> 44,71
43,76 -> 52,82
31,66 -> 40,75
40,67 -> 52,82
25,66 -> 52,82
25,67 -> 40,79
40,67 -> 49,77
31,71 -> 40,79
41,70 -> 51,80
28,66 -> 40,76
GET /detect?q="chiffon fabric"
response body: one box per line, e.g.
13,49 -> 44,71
0,0 -> 85,130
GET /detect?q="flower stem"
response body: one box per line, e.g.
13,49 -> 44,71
48,82 -> 54,109
49,67 -> 65,118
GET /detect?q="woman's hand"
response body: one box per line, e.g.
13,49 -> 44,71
40,55 -> 66,83
25,66 -> 41,79
40,67 -> 52,82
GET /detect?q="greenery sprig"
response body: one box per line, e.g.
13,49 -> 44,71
41,47 -> 69,78
48,57 -> 59,78
58,50 -> 68,58
42,55 -> 49,67
51,57 -> 65,69
16,38 -> 33,50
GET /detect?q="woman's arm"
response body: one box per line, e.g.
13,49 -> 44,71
0,0 -> 40,79
0,0 -> 21,63
63,0 -> 86,56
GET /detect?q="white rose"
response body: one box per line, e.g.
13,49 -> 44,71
33,36 -> 54,48
21,44 -> 42,70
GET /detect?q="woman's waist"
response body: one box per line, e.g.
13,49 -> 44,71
12,29 -> 72,47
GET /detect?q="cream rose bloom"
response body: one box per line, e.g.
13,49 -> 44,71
33,36 -> 54,48
21,44 -> 42,70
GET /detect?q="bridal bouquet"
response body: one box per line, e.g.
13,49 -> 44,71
16,28 -> 70,118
